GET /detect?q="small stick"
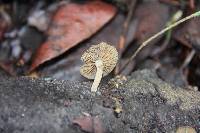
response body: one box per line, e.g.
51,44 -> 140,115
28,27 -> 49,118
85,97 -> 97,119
159,0 -> 180,6
151,10 -> 183,56
180,49 -> 195,70
115,0 -> 137,74
189,0 -> 195,10
118,11 -> 200,75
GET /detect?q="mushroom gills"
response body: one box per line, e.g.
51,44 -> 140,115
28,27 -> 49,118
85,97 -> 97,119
80,42 -> 118,92
91,60 -> 103,92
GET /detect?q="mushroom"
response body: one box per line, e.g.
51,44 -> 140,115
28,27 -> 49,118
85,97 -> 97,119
80,42 -> 118,92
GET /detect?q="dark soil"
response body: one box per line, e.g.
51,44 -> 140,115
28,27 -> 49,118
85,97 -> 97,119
0,69 -> 200,133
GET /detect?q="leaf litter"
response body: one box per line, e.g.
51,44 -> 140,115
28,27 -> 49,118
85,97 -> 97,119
30,1 -> 117,71
0,0 -> 200,89
1,0 -> 200,132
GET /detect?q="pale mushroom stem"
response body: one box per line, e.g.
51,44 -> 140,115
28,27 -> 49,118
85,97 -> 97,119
91,60 -> 103,92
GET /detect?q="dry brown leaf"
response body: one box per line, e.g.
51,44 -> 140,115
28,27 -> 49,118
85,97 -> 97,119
73,116 -> 104,133
30,1 -> 116,71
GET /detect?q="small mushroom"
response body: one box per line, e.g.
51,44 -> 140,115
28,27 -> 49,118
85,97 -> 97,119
176,126 -> 196,133
80,42 -> 118,92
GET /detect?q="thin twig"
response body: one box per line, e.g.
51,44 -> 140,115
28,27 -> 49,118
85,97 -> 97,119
159,0 -> 180,6
118,11 -> 200,74
151,10 -> 183,57
189,0 -> 195,10
180,49 -> 195,70
115,0 -> 137,74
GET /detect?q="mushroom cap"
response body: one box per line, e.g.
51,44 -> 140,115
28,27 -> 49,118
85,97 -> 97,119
80,42 -> 118,79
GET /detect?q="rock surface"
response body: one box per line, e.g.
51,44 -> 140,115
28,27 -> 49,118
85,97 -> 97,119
0,69 -> 200,133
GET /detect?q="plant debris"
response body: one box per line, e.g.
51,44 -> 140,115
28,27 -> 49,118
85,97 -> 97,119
1,1 -> 200,132
30,1 -> 117,71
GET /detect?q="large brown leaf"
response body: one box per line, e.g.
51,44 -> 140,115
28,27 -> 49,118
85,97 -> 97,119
30,1 -> 117,71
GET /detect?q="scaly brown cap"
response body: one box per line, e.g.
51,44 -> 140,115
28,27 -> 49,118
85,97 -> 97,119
80,42 -> 118,79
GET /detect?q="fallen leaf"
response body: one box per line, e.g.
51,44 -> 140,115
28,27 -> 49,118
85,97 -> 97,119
30,1 -> 117,71
73,115 -> 104,133
73,116 -> 92,132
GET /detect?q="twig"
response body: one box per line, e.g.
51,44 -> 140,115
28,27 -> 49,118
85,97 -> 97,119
118,11 -> 200,74
151,10 -> 183,57
115,0 -> 137,74
159,0 -> 180,6
189,0 -> 195,10
180,49 -> 195,70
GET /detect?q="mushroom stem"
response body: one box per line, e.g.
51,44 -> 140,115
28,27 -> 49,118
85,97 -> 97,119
91,60 -> 103,92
